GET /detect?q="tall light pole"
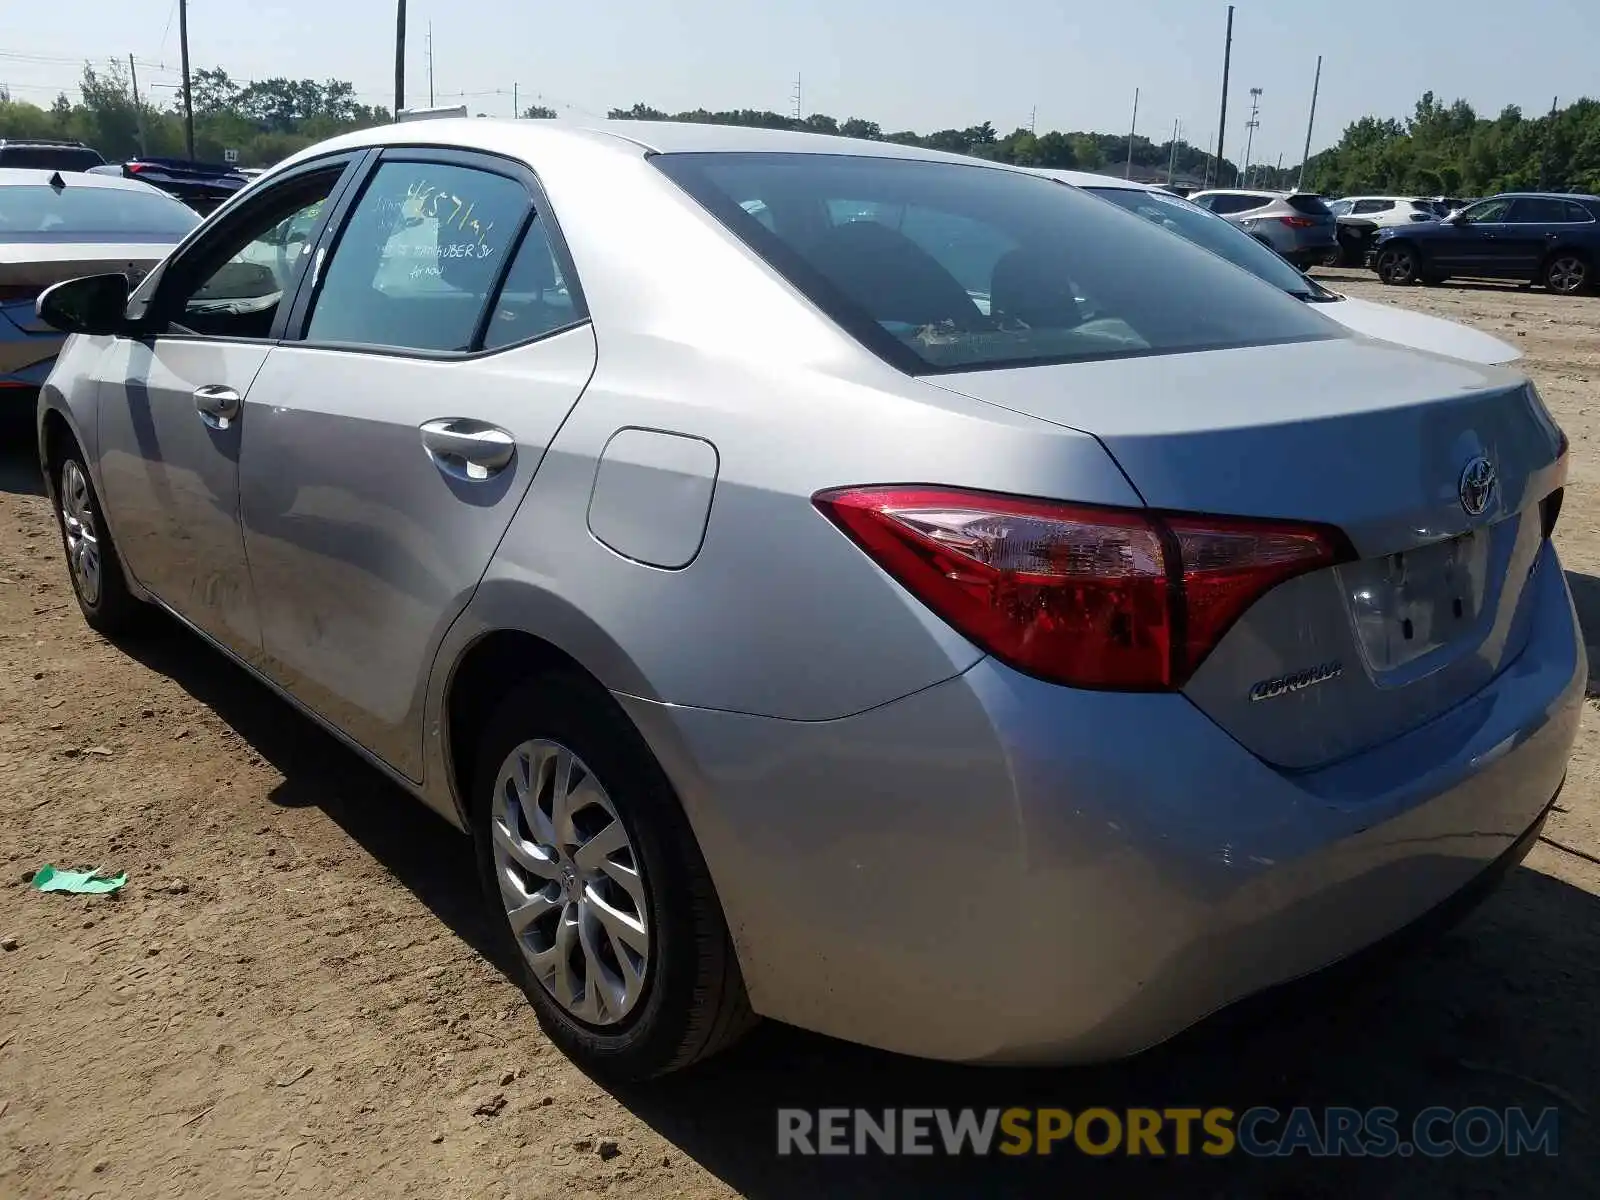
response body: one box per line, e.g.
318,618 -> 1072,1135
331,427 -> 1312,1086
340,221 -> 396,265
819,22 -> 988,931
1242,86 -> 1262,187
1297,55 -> 1322,191
1167,118 -> 1180,184
178,0 -> 194,159
1214,5 -> 1234,188
394,0 -> 407,119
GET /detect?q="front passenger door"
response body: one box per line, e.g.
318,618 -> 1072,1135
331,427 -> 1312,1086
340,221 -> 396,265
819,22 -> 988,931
95,157 -> 362,659
1431,197 -> 1512,273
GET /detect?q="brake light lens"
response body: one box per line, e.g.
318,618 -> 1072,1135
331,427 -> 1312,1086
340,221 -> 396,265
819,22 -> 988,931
1279,215 -> 1317,228
814,486 -> 1347,690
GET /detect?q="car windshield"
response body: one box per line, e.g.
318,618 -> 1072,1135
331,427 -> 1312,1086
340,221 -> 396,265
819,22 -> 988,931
1085,185 -> 1336,301
654,152 -> 1338,374
0,183 -> 199,240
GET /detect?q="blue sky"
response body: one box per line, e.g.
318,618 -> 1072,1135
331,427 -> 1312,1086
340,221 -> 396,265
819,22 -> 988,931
2,0 -> 1596,163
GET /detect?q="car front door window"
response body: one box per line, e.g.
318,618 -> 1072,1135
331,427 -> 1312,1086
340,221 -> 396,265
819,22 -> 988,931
1458,199 -> 1512,225
164,172 -> 342,340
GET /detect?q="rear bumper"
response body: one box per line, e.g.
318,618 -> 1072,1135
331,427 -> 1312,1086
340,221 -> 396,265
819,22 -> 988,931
621,539 -> 1584,1064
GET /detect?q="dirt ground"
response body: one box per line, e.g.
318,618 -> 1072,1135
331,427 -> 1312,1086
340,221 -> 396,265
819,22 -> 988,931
2,271 -> 1599,1199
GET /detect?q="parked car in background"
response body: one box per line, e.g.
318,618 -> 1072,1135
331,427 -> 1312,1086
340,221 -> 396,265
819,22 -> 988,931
0,139 -> 105,172
1,168 -> 197,391
1329,196 -> 1441,228
1371,192 -> 1600,294
1186,188 -> 1337,268
89,157 -> 250,215
34,120 -> 1579,1082
1036,169 -> 1518,363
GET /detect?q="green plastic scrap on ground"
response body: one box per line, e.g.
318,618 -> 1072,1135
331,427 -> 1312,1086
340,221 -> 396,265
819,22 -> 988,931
29,865 -> 127,895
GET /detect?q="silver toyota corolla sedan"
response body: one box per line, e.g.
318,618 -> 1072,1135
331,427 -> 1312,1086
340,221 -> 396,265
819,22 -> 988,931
34,120 -> 1583,1080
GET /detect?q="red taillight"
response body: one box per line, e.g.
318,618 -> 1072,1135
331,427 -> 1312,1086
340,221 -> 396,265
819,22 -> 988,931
125,162 -> 148,173
1279,215 -> 1318,228
814,486 -> 1346,691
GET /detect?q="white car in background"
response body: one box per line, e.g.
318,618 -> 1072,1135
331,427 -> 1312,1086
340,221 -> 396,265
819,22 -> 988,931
1328,195 -> 1445,226
1036,170 -> 1519,365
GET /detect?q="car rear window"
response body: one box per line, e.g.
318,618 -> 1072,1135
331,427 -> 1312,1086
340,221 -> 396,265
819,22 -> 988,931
1285,194 -> 1332,216
654,153 -> 1335,375
1085,185 -> 1326,300
0,146 -> 105,171
0,184 -> 199,240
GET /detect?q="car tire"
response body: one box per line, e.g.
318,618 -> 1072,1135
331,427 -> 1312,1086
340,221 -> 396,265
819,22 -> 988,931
51,448 -> 145,636
472,672 -> 756,1080
1543,251 -> 1591,295
1375,244 -> 1419,286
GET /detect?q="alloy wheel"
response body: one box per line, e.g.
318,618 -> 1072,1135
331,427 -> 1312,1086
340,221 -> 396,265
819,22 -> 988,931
1378,247 -> 1415,285
490,739 -> 651,1025
59,460 -> 102,608
1548,255 -> 1587,294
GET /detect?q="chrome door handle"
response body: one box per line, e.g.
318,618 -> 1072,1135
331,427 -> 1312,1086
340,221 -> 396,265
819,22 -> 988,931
193,384 -> 241,428
420,418 -> 516,481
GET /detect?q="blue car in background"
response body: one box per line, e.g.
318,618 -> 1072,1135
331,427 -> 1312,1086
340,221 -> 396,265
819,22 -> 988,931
1371,192 -> 1600,294
1,168 -> 197,392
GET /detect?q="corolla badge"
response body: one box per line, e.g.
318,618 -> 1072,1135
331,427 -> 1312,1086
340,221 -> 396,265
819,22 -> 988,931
1458,455 -> 1496,517
1249,660 -> 1343,702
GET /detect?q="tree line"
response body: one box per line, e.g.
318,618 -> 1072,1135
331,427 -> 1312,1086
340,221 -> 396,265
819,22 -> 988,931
1,61 -> 1596,200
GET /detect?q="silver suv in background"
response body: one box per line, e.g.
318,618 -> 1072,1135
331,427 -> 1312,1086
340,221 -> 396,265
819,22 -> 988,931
1188,188 -> 1337,268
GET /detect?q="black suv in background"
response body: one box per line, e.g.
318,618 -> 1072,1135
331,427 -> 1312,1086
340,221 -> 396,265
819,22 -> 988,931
1371,192 -> 1600,294
0,139 -> 106,171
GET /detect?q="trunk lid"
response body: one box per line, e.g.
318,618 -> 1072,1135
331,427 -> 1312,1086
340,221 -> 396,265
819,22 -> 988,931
929,337 -> 1568,768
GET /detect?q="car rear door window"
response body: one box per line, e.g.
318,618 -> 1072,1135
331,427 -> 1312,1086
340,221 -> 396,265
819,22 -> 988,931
1208,194 -> 1258,215
480,216 -> 584,350
305,160 -> 530,353
1352,199 -> 1392,215
1562,201 -> 1596,223
1506,197 -> 1572,224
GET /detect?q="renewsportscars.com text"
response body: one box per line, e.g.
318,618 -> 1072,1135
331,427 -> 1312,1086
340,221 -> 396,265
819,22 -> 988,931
777,1106 -> 1559,1158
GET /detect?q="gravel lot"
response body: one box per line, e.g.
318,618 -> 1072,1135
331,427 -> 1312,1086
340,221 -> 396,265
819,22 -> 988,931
2,270 -> 1598,1198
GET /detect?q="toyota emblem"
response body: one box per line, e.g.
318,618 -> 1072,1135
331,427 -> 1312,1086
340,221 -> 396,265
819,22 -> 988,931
1458,455 -> 1496,517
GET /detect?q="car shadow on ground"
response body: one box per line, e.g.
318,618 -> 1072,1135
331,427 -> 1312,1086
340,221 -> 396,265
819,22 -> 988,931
104,600 -> 1599,1198
0,404 -> 45,497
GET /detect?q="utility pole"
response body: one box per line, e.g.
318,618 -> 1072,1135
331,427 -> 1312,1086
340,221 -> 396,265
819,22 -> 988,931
1167,118 -> 1180,184
394,0 -> 406,119
427,22 -> 435,107
177,0 -> 194,159
128,53 -> 148,156
1125,87 -> 1139,179
791,74 -> 802,121
513,82 -> 518,117
1297,54 -> 1322,191
1242,86 -> 1262,187
1030,105 -> 1037,135
1203,131 -> 1215,187
1214,5 -> 1234,189
1539,95 -> 1559,188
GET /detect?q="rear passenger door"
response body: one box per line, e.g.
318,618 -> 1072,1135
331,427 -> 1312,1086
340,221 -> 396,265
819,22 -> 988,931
1501,197 -> 1580,274
237,148 -> 596,780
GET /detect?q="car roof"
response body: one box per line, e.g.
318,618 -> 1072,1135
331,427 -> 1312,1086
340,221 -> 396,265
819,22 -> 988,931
0,167 -> 169,194
1490,191 -> 1600,202
269,117 -> 1013,180
1029,168 -> 1165,193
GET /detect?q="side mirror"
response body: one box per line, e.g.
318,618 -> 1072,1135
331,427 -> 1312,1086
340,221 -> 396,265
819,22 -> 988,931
36,273 -> 130,336
1445,212 -> 1467,225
